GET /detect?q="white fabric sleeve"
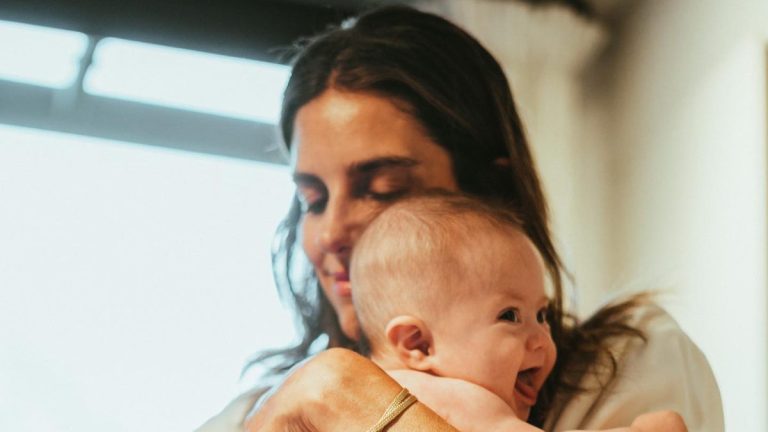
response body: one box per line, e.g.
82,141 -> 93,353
544,303 -> 724,432
194,389 -> 264,432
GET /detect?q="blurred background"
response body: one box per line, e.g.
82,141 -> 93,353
0,0 -> 764,430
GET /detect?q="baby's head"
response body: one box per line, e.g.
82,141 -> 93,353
350,192 -> 557,420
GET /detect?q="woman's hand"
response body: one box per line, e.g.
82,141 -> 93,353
629,410 -> 688,432
567,410 -> 688,432
244,348 -> 457,432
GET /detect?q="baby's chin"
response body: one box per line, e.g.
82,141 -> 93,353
511,398 -> 531,422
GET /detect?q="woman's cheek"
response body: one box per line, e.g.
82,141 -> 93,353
336,303 -> 361,341
299,217 -> 321,267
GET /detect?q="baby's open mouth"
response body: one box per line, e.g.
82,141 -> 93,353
514,368 -> 539,406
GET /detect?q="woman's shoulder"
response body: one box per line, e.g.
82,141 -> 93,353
609,301 -> 692,356
624,301 -> 688,337
195,388 -> 267,432
546,301 -> 724,431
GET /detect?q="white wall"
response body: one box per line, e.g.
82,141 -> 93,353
432,2 -> 766,428
593,1 -> 768,430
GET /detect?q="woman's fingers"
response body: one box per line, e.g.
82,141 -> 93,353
630,410 -> 688,432
244,348 -> 400,431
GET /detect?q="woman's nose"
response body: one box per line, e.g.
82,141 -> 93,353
318,220 -> 351,255
316,201 -> 356,255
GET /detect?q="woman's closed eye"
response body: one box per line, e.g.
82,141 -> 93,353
365,188 -> 409,202
355,167 -> 415,202
296,187 -> 327,215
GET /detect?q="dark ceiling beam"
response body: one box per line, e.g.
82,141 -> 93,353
0,0 -> 359,64
0,79 -> 287,164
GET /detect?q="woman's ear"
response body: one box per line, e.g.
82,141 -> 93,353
385,316 -> 435,372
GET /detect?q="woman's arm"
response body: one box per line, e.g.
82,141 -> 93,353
243,348 -> 458,431
196,389 -> 267,432
234,347 -> 689,432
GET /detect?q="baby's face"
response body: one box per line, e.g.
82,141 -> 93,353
427,230 -> 556,420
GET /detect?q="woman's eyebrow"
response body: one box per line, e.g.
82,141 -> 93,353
348,156 -> 419,176
292,172 -> 321,186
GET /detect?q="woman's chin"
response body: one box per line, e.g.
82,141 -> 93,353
339,310 -> 361,341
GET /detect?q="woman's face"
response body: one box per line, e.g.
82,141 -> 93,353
291,89 -> 459,340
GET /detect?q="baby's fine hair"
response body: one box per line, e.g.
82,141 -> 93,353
350,190 -> 529,351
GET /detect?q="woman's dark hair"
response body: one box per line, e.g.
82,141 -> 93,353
248,5 -> 644,426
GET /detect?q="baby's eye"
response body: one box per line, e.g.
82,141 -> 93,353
498,308 -> 521,323
536,307 -> 549,324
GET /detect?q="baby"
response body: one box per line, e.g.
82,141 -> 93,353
349,192 -> 685,432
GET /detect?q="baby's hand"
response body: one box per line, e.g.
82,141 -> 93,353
629,410 -> 687,432
387,369 -> 538,432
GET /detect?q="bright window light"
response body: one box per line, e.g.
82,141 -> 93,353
0,20 -> 88,88
84,38 -> 291,124
0,125 -> 296,431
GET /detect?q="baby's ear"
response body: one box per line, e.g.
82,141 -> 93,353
385,316 -> 435,372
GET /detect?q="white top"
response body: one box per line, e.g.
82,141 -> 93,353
544,303 -> 723,432
196,303 -> 724,432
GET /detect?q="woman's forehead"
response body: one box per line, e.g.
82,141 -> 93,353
292,89 -> 422,136
289,90 -> 448,174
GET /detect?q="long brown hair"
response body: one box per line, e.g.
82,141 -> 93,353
249,5 -> 644,426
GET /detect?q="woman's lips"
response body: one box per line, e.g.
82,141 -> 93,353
331,272 -> 351,297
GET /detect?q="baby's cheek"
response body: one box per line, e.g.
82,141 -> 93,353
545,340 -> 557,371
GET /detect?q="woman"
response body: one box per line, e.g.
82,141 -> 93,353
198,5 -> 723,431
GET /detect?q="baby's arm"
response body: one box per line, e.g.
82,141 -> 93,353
386,369 -> 539,432
387,370 -> 687,432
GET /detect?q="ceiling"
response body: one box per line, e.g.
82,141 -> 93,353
0,0 -> 635,64
0,0 -> 638,164
0,0 -> 372,63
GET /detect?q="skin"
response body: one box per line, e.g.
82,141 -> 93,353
291,88 -> 458,340
244,89 -> 688,432
355,225 -> 685,432
420,231 -> 556,420
244,352 -> 686,432
243,348 -> 459,432
365,228 -> 556,420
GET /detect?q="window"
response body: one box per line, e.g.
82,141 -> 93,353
84,38 -> 290,123
0,125 -> 296,430
0,20 -> 87,88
